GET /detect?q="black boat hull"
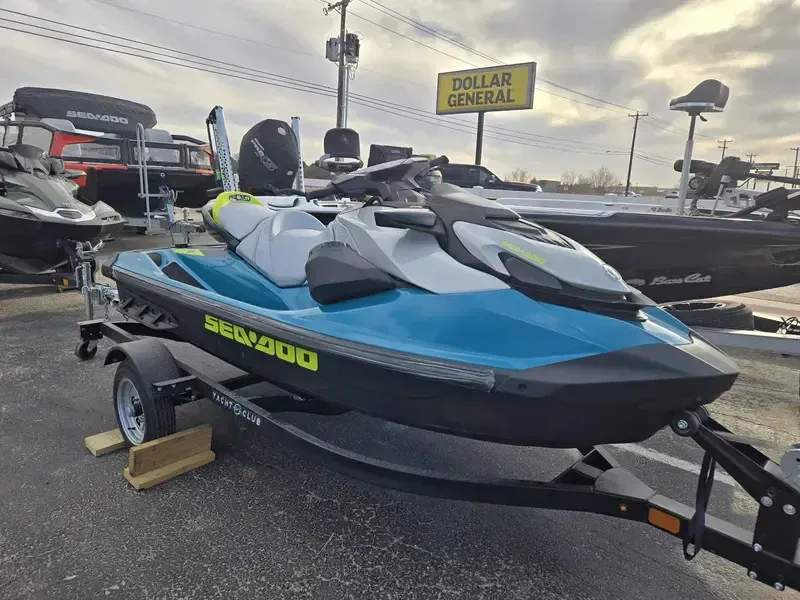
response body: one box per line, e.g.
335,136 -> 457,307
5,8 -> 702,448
516,210 -> 800,303
111,267 -> 738,448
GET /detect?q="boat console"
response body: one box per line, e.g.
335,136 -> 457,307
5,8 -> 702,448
674,155 -> 800,219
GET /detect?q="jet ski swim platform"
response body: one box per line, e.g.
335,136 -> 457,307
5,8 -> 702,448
75,316 -> 800,593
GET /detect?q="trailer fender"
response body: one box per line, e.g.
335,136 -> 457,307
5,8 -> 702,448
103,338 -> 181,385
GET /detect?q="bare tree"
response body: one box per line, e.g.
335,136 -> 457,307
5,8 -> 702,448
588,166 -> 620,193
561,170 -> 577,188
506,168 -> 533,183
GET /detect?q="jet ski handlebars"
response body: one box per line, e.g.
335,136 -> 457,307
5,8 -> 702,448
306,155 -> 450,203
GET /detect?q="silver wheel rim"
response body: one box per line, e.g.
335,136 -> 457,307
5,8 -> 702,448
116,377 -> 146,445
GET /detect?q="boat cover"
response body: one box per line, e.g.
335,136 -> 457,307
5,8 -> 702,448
10,87 -> 157,135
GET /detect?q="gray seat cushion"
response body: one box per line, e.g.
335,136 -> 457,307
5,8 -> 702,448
213,196 -> 330,287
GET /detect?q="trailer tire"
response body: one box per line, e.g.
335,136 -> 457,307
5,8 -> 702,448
113,360 -> 177,446
661,300 -> 754,330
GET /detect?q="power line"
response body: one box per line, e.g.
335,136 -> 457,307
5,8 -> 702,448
640,115 -> 715,141
78,2 -> 672,159
359,0 -> 638,113
0,20 -> 658,160
1,9 -> 670,161
87,0 -> 428,90
315,0 -> 629,114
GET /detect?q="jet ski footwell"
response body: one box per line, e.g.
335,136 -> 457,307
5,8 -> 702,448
77,316 -> 800,592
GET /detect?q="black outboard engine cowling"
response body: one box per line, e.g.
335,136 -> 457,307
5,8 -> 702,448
238,119 -> 299,194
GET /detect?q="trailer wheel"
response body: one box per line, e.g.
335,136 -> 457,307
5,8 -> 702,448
75,341 -> 98,361
661,300 -> 754,330
113,360 -> 176,446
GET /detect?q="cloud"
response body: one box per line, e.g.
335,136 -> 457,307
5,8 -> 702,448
0,0 -> 797,186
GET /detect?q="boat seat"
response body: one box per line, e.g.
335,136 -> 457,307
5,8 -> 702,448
208,192 -> 330,287
143,128 -> 178,163
669,79 -> 729,115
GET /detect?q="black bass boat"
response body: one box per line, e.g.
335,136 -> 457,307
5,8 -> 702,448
74,154 -> 800,594
508,195 -> 800,303
465,156 -> 800,303
0,139 -> 124,284
0,87 -> 215,219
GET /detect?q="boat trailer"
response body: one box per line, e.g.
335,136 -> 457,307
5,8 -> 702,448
0,240 -> 99,291
73,271 -> 800,592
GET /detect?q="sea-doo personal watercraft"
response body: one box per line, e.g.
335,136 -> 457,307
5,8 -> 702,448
0,142 -> 124,278
100,155 -> 738,447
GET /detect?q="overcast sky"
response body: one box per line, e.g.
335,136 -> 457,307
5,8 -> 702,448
1,0 -> 798,186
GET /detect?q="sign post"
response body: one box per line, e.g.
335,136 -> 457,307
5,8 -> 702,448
436,62 -> 536,166
475,112 -> 485,164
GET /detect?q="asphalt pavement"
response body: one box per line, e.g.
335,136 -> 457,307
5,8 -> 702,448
1,231 -> 799,600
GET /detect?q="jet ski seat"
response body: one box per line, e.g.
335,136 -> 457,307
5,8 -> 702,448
207,192 -> 330,287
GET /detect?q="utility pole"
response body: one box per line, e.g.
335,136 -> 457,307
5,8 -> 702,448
791,147 -> 799,188
717,139 -> 732,160
746,153 -> 758,190
324,0 -> 351,128
625,111 -> 647,196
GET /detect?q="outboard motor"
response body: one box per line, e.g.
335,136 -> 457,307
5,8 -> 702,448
238,119 -> 299,194
317,128 -> 363,173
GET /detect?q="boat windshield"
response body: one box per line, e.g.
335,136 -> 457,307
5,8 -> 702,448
0,122 -> 54,155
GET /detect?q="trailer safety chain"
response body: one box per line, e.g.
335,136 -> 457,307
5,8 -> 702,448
683,452 -> 717,560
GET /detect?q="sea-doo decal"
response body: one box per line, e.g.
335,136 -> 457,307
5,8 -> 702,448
65,110 -> 129,124
204,315 -> 318,372
173,248 -> 204,256
500,240 -> 545,265
627,273 -> 712,287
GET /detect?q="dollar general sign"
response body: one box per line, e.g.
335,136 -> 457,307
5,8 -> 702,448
436,62 -> 537,115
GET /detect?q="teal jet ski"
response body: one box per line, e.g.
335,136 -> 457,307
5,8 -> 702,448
101,155 -> 739,448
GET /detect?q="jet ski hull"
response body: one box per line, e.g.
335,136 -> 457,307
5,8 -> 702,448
513,209 -> 800,303
107,247 -> 738,448
0,216 -> 120,273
